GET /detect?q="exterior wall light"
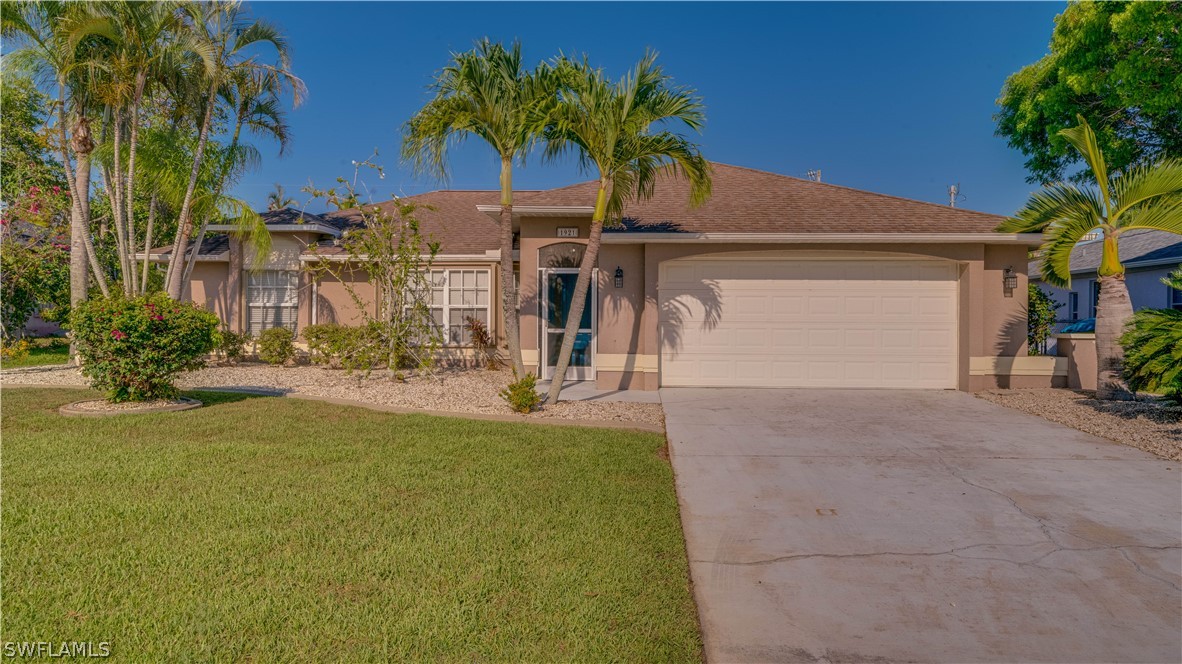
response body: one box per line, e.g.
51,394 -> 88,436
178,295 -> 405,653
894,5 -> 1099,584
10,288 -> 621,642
1003,266 -> 1018,294
614,266 -> 624,289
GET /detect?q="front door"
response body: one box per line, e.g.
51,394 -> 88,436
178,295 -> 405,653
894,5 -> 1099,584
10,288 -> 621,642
541,268 -> 596,381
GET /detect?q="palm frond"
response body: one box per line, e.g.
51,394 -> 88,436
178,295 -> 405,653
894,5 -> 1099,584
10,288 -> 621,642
1036,215 -> 1106,288
1058,115 -> 1112,215
1111,158 -> 1182,222
998,182 -> 1103,233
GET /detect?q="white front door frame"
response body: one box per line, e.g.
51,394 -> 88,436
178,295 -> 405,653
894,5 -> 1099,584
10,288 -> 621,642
540,267 -> 597,381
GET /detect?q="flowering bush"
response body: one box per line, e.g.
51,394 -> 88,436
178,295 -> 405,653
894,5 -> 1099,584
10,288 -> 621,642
70,294 -> 219,402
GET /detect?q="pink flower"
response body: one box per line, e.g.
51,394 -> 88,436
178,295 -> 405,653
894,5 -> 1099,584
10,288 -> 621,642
111,330 -> 127,340
51,186 -> 61,195
29,202 -> 40,214
27,186 -> 40,195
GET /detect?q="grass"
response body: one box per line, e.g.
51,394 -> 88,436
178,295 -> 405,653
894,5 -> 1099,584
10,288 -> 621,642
1,338 -> 70,368
1,388 -> 700,662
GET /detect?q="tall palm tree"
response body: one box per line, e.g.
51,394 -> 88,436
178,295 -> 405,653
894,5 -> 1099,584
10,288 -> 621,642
541,52 -> 711,404
999,116 -> 1182,400
90,0 -> 186,295
165,0 -> 302,299
181,66 -> 289,286
2,0 -> 111,308
267,183 -> 296,211
401,39 -> 558,376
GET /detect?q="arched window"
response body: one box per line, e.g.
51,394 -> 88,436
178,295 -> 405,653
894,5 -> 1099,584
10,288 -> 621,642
538,242 -> 587,268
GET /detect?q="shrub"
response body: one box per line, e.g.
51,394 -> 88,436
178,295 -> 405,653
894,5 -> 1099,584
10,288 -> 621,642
1121,307 -> 1182,404
499,370 -> 542,414
1027,284 -> 1062,356
1,338 -> 31,363
303,322 -> 386,374
70,294 -> 218,402
465,316 -> 499,369
214,328 -> 249,365
257,327 -> 296,366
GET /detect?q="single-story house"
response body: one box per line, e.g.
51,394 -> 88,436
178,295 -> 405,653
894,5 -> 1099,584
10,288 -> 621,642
1030,229 -> 1182,324
148,163 -> 1048,391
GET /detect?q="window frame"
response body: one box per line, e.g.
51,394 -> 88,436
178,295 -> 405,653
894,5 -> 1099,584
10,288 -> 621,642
1170,284 -> 1182,311
1068,292 -> 1079,321
246,269 -> 300,337
425,268 -> 492,346
1089,280 -> 1100,318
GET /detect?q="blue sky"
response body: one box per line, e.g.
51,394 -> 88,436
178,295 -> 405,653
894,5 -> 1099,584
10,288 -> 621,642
236,1 -> 1065,216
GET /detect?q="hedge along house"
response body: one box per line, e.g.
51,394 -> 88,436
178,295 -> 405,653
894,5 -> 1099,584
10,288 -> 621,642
148,163 -> 1048,391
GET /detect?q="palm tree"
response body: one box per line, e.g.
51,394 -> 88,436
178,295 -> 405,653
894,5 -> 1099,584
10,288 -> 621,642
165,0 -> 302,299
541,52 -> 711,404
267,184 -> 296,211
998,116 -> 1182,400
401,39 -> 558,376
2,0 -> 111,308
181,66 -> 290,286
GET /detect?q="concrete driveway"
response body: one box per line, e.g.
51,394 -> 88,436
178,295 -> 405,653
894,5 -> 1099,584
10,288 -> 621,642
662,389 -> 1181,664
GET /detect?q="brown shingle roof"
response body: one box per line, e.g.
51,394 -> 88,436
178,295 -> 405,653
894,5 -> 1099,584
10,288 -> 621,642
321,190 -> 513,255
516,163 -> 1007,234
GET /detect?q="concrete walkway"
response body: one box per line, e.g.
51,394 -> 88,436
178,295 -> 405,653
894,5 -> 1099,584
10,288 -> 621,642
662,388 -> 1181,664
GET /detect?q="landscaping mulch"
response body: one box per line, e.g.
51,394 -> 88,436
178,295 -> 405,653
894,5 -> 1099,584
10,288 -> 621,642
976,388 -> 1182,461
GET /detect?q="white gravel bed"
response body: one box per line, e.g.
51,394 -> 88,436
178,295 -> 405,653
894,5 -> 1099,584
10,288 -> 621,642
2,363 -> 665,428
976,389 -> 1181,461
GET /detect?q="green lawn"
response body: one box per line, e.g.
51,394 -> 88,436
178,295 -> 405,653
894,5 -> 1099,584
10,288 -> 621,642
1,388 -> 700,662
1,338 -> 70,368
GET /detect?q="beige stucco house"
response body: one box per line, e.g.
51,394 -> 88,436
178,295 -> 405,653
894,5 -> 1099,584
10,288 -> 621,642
150,163 -> 1054,391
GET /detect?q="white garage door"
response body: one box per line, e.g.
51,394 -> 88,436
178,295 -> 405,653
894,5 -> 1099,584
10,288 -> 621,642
659,257 -> 959,388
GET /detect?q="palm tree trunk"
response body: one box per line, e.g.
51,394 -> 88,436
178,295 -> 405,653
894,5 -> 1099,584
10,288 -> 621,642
75,153 -> 110,299
181,216 -> 211,288
546,183 -> 607,404
166,81 -> 217,300
110,109 -> 134,296
140,194 -> 157,295
125,73 -> 147,295
498,157 -> 525,375
1095,274 -> 1135,400
58,83 -> 90,313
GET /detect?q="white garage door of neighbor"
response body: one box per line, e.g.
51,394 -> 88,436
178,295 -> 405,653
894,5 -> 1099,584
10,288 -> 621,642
659,258 -> 959,389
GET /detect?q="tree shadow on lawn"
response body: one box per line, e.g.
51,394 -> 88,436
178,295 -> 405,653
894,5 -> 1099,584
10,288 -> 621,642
183,389 -> 280,407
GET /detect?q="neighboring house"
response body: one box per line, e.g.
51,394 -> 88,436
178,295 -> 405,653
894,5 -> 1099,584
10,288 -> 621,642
1030,229 -> 1182,326
145,163 -> 1045,392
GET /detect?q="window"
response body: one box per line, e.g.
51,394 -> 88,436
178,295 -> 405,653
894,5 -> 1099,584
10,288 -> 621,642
247,270 -> 298,336
1090,281 -> 1100,317
425,269 -> 490,345
1068,292 -> 1079,321
1171,284 -> 1182,311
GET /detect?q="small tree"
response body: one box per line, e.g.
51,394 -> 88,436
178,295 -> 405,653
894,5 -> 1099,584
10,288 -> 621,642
304,154 -> 443,372
1027,284 -> 1063,356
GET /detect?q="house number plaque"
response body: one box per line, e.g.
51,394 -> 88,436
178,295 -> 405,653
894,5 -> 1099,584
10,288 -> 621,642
556,227 -> 579,238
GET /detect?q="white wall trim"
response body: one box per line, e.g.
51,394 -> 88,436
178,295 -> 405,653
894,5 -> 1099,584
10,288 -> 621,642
477,205 -> 595,219
603,232 -> 1043,245
969,356 -> 1068,377
300,253 -> 500,264
208,223 -> 342,237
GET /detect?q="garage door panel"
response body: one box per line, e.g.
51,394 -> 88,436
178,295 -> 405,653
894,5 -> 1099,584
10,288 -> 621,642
660,258 -> 958,389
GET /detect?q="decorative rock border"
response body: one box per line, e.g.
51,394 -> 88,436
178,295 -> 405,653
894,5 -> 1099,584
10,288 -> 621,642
59,396 -> 203,417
